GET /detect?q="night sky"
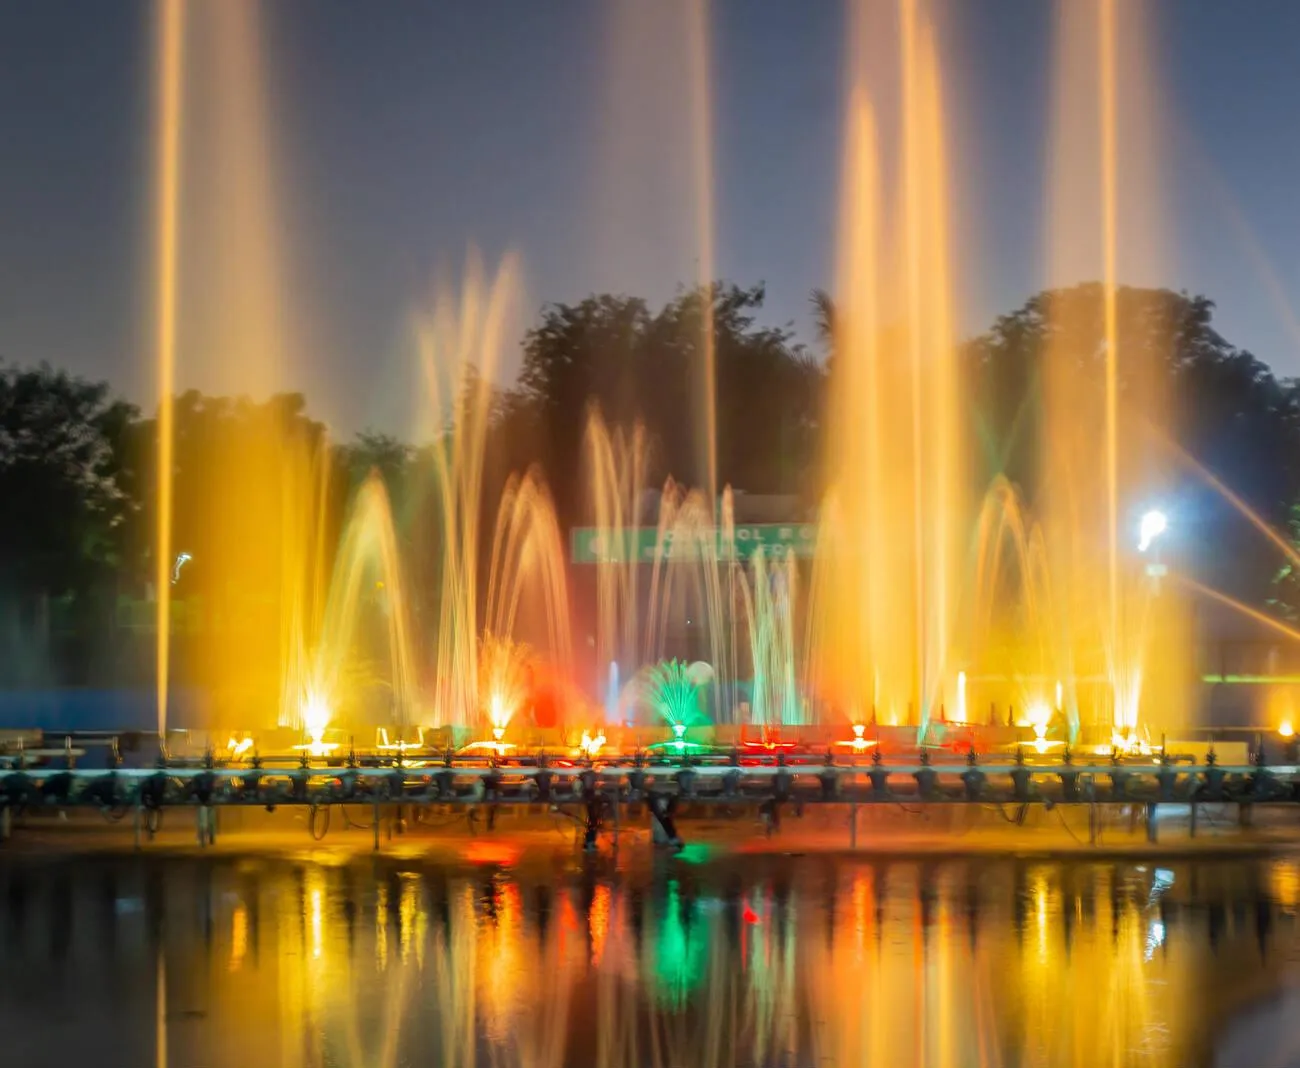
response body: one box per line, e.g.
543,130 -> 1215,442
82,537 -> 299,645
1,0 -> 1298,435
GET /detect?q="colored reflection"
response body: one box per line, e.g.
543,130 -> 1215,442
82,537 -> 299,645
0,856 -> 1294,1067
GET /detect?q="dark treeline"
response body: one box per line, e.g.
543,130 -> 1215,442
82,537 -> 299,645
2,281 -> 1298,685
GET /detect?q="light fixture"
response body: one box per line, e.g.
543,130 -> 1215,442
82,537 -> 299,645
1138,509 -> 1168,553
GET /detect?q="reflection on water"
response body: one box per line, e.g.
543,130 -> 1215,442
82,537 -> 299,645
1,852 -> 1299,1067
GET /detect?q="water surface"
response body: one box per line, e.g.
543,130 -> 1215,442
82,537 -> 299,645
1,850 -> 1297,1067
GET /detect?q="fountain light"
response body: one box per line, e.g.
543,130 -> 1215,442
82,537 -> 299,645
1024,700 -> 1061,754
1281,721 -> 1295,739
835,722 -> 877,752
1110,730 -> 1158,759
376,727 -> 425,753
489,692 -> 507,733
579,730 -> 606,758
460,739 -> 515,755
955,671 -> 968,723
1137,509 -> 1168,553
291,690 -> 339,757
743,736 -> 799,750
673,721 -> 686,752
226,736 -> 254,759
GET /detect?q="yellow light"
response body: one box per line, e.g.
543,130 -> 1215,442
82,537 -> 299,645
303,690 -> 330,738
1110,730 -> 1157,758
226,736 -> 254,759
835,723 -> 877,751
1022,701 -> 1064,753
487,690 -> 518,742
376,727 -> 425,752
460,740 -> 515,755
292,689 -> 338,757
580,730 -> 607,758
1281,721 -> 1295,739
1025,701 -> 1051,739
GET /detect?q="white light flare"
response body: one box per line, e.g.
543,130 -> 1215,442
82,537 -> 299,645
1137,509 -> 1167,553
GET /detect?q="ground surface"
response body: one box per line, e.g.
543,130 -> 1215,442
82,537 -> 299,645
3,799 -> 1297,865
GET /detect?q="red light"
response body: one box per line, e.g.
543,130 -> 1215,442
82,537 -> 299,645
464,840 -> 521,866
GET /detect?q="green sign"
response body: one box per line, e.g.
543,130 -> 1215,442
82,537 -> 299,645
570,524 -> 816,564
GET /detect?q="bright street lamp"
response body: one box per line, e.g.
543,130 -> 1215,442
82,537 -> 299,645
1137,509 -> 1168,553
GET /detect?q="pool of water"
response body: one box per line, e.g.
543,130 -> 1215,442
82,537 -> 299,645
1,849 -> 1298,1067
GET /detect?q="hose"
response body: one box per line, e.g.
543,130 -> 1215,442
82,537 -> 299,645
309,804 -> 331,841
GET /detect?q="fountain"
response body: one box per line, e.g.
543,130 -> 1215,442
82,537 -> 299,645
136,0 -> 1244,761
638,660 -> 705,751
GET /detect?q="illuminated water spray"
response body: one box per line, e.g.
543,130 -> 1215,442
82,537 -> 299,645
809,0 -> 961,741
152,0 -> 184,740
605,661 -> 621,724
641,660 -> 703,743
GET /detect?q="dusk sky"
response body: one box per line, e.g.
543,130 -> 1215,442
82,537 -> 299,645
1,0 -> 1298,435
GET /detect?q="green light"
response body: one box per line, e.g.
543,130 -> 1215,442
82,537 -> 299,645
644,739 -> 712,753
648,880 -> 708,1005
1202,674 -> 1300,684
642,660 -> 704,730
672,842 -> 716,865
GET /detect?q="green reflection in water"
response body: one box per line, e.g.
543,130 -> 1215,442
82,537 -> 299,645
672,842 -> 716,865
648,879 -> 709,1006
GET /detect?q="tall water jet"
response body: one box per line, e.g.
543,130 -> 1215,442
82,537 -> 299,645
146,0 -> 313,742
484,470 -> 573,697
180,0 -> 288,390
585,410 -> 650,694
686,0 -> 718,503
594,0 -> 718,501
739,547 -> 806,730
418,254 -> 573,737
152,0 -> 184,740
900,0 -> 963,739
418,255 -> 518,731
1045,0 -> 1184,739
173,396 -> 335,734
810,0 -> 963,737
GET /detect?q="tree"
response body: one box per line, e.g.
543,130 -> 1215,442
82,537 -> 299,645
965,285 -> 1300,602
0,362 -> 138,591
342,431 -> 411,489
512,283 -> 825,527
0,363 -> 138,678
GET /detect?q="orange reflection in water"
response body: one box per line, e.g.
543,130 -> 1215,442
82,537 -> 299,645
0,856 -> 1294,1068
464,840 -> 523,867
